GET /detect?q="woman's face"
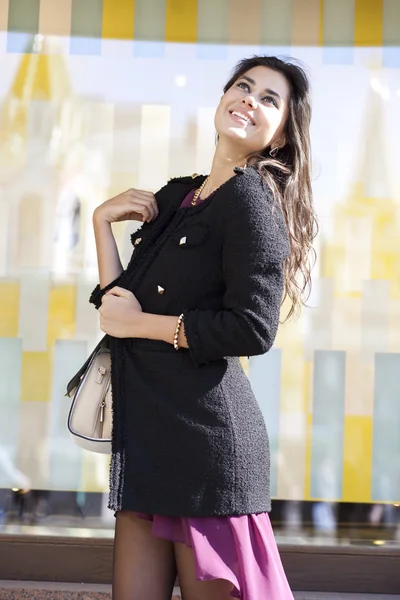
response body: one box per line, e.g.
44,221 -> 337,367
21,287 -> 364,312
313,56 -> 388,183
215,65 -> 291,155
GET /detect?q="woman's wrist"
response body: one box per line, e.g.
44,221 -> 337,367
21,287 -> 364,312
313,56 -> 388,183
93,208 -> 111,228
135,313 -> 188,348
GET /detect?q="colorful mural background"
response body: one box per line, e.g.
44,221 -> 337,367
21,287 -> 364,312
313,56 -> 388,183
0,0 -> 399,505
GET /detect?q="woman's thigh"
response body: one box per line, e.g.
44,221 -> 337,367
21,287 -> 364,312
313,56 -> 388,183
174,542 -> 234,600
113,511 -> 177,600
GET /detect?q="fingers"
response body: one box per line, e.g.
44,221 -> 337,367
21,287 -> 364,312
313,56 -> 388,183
97,188 -> 158,225
126,189 -> 159,222
129,202 -> 154,223
132,194 -> 158,222
106,286 -> 131,298
101,287 -> 131,302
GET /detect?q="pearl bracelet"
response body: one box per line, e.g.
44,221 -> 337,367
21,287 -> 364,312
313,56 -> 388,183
173,313 -> 184,350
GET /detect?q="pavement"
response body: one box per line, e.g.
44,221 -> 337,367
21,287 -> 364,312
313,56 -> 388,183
0,582 -> 399,599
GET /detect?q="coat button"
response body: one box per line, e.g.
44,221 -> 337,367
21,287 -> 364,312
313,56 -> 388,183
157,286 -> 165,295
179,236 -> 187,246
134,237 -> 142,246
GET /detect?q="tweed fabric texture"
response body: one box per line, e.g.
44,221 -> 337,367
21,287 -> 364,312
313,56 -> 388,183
89,166 -> 290,516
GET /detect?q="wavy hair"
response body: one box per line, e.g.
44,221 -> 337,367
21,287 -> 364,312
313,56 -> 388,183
224,55 -> 318,319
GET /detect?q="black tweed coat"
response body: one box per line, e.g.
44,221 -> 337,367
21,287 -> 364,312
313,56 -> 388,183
90,165 -> 290,516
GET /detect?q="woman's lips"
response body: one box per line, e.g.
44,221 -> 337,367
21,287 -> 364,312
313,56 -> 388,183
229,110 -> 255,127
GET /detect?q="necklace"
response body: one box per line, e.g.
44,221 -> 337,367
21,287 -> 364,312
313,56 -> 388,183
191,176 -> 209,207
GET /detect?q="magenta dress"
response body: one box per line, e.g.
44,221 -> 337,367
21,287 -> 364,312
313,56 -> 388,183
134,189 -> 294,600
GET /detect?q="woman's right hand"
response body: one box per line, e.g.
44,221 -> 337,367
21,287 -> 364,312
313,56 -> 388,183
93,188 -> 159,225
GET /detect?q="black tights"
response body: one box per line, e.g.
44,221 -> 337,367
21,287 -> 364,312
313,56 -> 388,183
112,511 -> 234,600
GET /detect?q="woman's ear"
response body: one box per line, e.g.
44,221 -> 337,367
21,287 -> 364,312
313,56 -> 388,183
276,135 -> 287,149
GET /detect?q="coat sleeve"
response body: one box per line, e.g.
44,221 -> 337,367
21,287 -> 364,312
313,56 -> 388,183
89,274 -> 125,309
88,180 -> 176,309
183,187 -> 290,367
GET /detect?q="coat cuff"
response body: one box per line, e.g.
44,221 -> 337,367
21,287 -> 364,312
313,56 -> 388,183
182,309 -> 208,367
89,274 -> 124,309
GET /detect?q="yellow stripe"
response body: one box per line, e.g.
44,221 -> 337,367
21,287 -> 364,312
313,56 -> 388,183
342,415 -> 373,502
0,282 -> 20,337
81,452 -> 110,492
21,351 -> 53,402
354,0 -> 383,46
304,412 -> 313,500
102,0 -> 135,40
47,285 -> 76,346
303,361 -> 313,500
165,0 -> 197,44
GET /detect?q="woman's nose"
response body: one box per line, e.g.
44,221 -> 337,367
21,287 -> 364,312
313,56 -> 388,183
242,95 -> 257,109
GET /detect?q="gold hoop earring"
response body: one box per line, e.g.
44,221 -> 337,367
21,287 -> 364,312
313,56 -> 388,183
269,147 -> 279,158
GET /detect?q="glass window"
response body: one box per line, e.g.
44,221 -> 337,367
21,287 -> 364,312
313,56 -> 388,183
1,1 -> 400,550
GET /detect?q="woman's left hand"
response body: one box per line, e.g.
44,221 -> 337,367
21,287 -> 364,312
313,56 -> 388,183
99,287 -> 143,338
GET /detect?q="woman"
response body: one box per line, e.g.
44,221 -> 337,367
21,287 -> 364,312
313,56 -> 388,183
90,55 -> 317,600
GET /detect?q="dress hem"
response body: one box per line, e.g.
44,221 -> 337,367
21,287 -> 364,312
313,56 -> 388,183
131,511 -> 294,600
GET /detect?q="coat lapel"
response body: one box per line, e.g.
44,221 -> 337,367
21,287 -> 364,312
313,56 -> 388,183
119,177 -> 204,291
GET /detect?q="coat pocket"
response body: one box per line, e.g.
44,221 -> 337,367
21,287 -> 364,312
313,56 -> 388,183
173,223 -> 211,249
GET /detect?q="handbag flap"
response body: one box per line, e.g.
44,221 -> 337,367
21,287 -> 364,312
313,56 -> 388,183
65,335 -> 109,397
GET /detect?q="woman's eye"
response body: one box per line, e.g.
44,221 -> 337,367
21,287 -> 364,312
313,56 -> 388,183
263,95 -> 278,108
237,81 -> 250,92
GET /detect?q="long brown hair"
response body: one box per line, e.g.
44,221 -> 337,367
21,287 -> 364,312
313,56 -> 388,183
224,55 -> 318,319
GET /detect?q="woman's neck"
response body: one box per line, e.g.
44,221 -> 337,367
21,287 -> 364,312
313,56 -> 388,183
202,141 -> 248,197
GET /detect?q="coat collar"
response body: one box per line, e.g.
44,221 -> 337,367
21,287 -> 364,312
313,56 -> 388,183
160,166 -> 260,217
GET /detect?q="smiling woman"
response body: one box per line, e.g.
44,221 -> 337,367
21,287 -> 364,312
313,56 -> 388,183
215,66 -> 290,151
219,56 -> 317,319
88,55 -> 317,600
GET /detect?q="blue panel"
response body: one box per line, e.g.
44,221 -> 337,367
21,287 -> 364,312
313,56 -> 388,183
0,338 -> 22,487
196,44 -> 228,60
372,353 -> 400,501
310,351 -> 346,500
382,47 -> 400,68
133,41 -> 166,58
323,46 -> 354,65
70,36 -> 102,55
49,340 -> 88,491
249,348 -> 282,497
7,32 -> 35,53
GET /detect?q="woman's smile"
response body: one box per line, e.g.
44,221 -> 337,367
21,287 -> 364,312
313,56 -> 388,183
228,109 -> 256,127
215,65 -> 290,152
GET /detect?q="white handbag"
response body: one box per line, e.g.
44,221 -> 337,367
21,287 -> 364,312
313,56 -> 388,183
66,338 -> 113,454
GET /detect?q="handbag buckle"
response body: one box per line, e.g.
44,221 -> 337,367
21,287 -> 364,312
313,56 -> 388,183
96,366 -> 107,384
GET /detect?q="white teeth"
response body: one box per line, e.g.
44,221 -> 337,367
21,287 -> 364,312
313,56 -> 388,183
231,111 -> 253,125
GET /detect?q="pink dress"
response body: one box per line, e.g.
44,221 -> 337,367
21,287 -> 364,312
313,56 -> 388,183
134,188 -> 294,600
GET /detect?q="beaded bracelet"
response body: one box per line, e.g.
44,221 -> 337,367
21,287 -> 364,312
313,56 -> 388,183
173,313 -> 184,350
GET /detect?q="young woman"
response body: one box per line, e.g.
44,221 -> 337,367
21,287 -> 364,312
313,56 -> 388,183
90,55 -> 317,600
